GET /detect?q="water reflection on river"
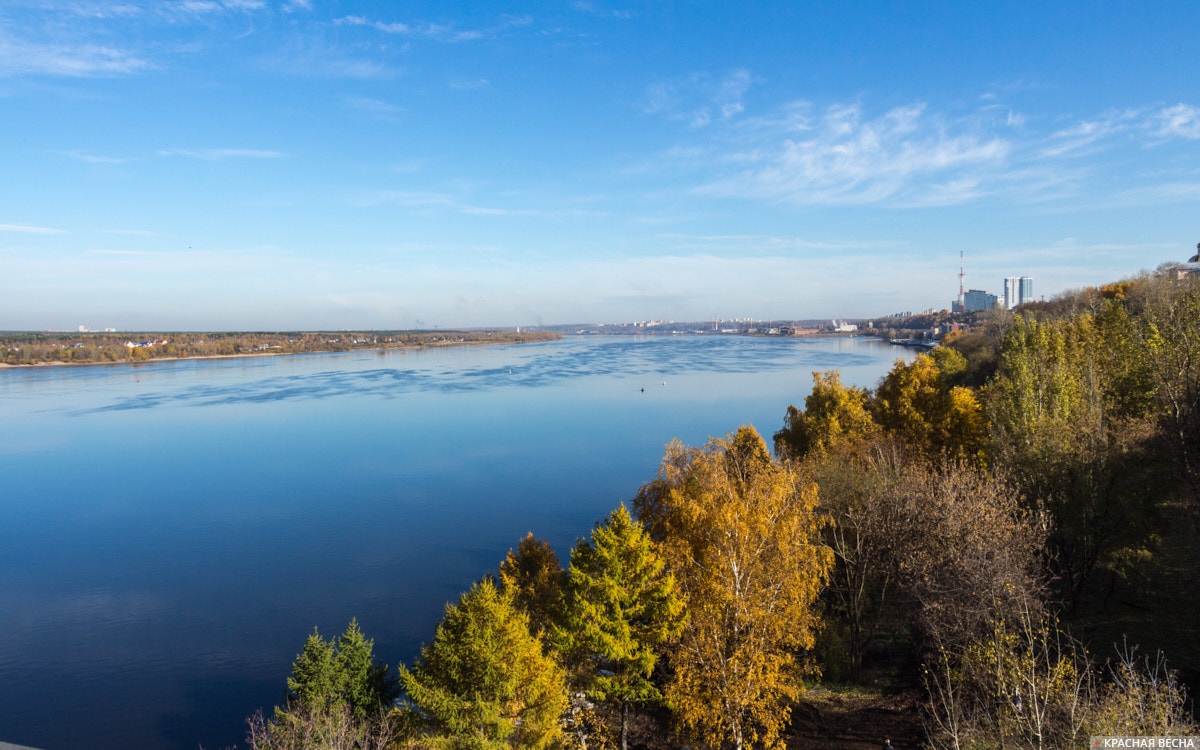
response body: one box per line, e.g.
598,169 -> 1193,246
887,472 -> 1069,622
0,335 -> 911,750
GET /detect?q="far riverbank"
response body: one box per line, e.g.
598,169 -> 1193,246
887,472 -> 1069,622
0,330 -> 561,368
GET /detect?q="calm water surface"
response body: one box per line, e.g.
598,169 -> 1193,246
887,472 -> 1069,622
0,334 -> 911,750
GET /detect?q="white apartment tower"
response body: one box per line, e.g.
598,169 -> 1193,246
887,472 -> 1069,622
1004,276 -> 1034,309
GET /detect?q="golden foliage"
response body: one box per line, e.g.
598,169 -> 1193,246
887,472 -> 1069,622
498,532 -> 565,640
774,371 -> 878,460
874,350 -> 988,463
636,426 -> 833,750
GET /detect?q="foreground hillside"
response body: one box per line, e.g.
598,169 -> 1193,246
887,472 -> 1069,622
241,267 -> 1200,750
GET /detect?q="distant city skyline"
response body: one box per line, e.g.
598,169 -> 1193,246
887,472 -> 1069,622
1,1 -> 1198,330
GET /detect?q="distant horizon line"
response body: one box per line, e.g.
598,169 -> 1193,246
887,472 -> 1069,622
1,316 -> 931,335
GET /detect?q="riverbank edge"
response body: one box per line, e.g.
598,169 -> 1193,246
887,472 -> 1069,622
0,334 -> 562,370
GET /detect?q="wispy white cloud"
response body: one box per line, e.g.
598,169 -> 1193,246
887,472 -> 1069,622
449,77 -> 489,90
645,69 -> 755,128
695,102 -> 1009,206
897,177 -> 987,208
0,35 -> 149,77
171,0 -> 265,14
646,92 -> 1200,211
333,13 -> 531,43
176,0 -> 222,13
345,96 -> 401,115
59,3 -> 143,20
1040,110 -> 1137,157
0,0 -> 278,79
0,223 -> 66,234
572,2 -> 635,20
158,148 -> 286,160
281,0 -> 312,11
59,149 -> 131,164
257,34 -> 390,78
1154,104 -> 1200,140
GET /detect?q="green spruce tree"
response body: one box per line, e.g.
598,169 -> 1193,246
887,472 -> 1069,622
283,619 -> 398,719
400,578 -> 568,750
286,629 -> 337,709
558,504 -> 685,750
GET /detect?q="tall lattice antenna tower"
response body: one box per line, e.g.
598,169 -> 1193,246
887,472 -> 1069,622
958,251 -> 965,307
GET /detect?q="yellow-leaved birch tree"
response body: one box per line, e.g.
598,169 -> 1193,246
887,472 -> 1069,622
635,426 -> 833,750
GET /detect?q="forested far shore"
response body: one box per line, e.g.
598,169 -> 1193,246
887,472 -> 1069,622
0,329 -> 560,367
243,266 -> 1200,750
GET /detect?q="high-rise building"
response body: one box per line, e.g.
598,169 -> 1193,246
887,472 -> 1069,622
1003,276 -> 1034,308
963,289 -> 999,312
1004,277 -> 1019,309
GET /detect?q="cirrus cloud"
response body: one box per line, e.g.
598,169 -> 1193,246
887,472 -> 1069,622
695,102 -> 1009,206
0,223 -> 66,234
1155,104 -> 1200,140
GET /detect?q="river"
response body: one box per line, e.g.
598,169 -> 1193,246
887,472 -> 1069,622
0,334 -> 911,750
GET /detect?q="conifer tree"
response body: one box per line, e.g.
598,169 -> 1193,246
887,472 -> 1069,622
399,578 -> 568,750
558,503 -> 685,750
283,619 -> 397,720
498,532 -> 565,640
335,619 -> 399,719
286,629 -> 337,710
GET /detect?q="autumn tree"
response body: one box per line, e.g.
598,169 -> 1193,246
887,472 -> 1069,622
1127,274 -> 1200,503
890,463 -> 1047,651
556,504 -> 685,750
797,437 -> 911,681
984,310 -> 1163,604
635,426 -> 833,750
498,532 -> 565,640
924,592 -> 1196,749
399,578 -> 569,750
924,591 -> 1093,750
873,348 -> 988,463
774,370 -> 878,460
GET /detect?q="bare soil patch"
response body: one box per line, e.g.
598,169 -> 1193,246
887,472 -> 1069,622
787,686 -> 925,750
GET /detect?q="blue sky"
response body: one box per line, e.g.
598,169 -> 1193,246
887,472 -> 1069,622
2,1 -> 1198,330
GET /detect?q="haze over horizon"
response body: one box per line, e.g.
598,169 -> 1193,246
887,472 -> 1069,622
2,1 -> 1198,331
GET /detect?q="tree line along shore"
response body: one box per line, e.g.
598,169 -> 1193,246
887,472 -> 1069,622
241,266 -> 1200,750
0,329 -> 561,367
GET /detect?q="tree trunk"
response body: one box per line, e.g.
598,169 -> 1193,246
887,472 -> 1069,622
620,701 -> 629,750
